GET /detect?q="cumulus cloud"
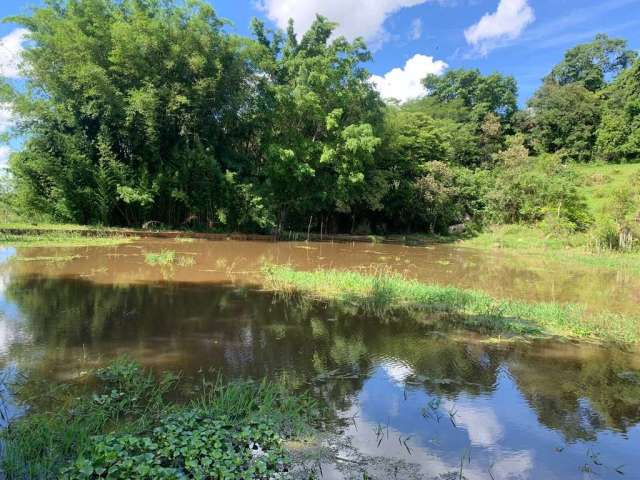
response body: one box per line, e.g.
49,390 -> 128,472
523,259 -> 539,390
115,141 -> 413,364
371,54 -> 447,103
257,0 -> 429,48
0,28 -> 29,79
0,146 -> 11,169
381,360 -> 415,385
464,0 -> 534,55
0,104 -> 14,134
409,18 -> 423,40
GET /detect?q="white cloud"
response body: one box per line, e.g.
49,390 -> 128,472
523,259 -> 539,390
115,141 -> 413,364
258,0 -> 429,48
446,402 -> 504,447
0,104 -> 14,134
381,360 -> 414,385
464,0 -> 534,55
409,18 -> 423,40
0,28 -> 29,79
0,146 -> 11,168
370,53 -> 447,103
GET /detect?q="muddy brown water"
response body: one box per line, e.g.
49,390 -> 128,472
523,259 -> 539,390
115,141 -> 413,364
0,239 -> 639,479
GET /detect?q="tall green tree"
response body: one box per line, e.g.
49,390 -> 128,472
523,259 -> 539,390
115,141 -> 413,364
422,68 -> 518,120
4,0 -> 257,228
528,82 -> 601,162
547,34 -> 637,92
249,16 -> 385,231
596,59 -> 640,162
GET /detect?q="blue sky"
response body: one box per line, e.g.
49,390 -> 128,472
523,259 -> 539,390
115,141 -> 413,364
1,0 -> 639,158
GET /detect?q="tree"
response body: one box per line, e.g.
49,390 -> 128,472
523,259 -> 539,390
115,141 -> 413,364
596,59 -> 640,162
419,69 -> 515,166
547,34 -> 637,92
486,136 -> 591,229
413,161 -> 485,233
4,0 -> 257,228
528,82 -> 601,162
422,68 -> 518,120
249,16 -> 386,231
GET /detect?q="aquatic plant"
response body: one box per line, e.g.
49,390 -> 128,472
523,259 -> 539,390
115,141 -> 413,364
144,249 -> 177,266
144,250 -> 196,268
1,359 -> 317,480
62,413 -> 289,479
262,265 -> 640,344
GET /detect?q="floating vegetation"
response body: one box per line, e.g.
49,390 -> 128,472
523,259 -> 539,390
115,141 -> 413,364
144,250 -> 195,268
14,255 -> 84,263
177,255 -> 196,267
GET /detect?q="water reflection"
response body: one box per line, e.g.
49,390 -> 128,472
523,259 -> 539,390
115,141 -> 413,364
1,275 -> 639,479
5,238 -> 640,316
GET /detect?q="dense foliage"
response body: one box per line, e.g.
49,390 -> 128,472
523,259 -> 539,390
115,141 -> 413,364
1,0 -> 639,238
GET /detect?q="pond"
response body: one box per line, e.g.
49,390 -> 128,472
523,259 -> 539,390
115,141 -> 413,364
1,239 -> 639,479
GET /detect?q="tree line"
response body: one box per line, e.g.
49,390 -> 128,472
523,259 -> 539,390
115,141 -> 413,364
1,0 -> 639,237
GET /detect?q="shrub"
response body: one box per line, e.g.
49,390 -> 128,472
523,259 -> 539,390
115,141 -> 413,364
411,161 -> 486,233
590,186 -> 640,251
486,139 -> 592,230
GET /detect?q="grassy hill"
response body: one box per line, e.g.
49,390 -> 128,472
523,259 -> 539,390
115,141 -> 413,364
461,162 -> 640,273
575,162 -> 640,220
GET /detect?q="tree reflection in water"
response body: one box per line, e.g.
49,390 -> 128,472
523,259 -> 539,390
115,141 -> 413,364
2,276 -> 640,479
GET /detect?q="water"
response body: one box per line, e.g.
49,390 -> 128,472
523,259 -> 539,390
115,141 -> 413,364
0,239 -> 639,479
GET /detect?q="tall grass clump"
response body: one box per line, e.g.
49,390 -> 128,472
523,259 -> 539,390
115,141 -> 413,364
262,264 -> 640,344
144,249 -> 177,266
144,250 -> 196,268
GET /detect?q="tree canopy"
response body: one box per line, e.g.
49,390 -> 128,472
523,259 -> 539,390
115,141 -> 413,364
546,34 -> 637,92
0,3 -> 638,237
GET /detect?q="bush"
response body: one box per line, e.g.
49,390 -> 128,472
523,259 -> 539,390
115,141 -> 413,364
590,186 -> 640,251
411,161 -> 486,233
486,138 -> 592,230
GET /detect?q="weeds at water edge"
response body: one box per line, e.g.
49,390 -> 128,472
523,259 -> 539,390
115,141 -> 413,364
261,264 -> 640,344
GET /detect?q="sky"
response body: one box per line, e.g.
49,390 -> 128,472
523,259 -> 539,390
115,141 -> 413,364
1,0 -> 640,165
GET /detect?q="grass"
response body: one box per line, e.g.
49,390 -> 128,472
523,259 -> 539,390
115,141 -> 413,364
144,249 -> 177,266
461,224 -> 640,274
262,265 -> 640,344
144,249 -> 196,267
0,222 -> 97,231
574,162 -> 640,218
12,254 -> 85,263
1,359 -> 318,479
0,232 -> 136,247
0,221 -> 136,247
458,163 -> 640,273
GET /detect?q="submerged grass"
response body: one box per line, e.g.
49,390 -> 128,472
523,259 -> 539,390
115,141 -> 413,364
263,265 -> 639,344
144,249 -> 196,267
144,249 -> 177,266
1,358 -> 318,479
12,254 -> 84,263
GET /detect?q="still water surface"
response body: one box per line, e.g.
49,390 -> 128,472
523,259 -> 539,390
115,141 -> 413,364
0,239 -> 639,479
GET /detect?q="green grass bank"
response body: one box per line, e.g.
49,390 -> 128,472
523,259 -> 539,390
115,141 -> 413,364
0,223 -> 137,247
262,265 -> 639,344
